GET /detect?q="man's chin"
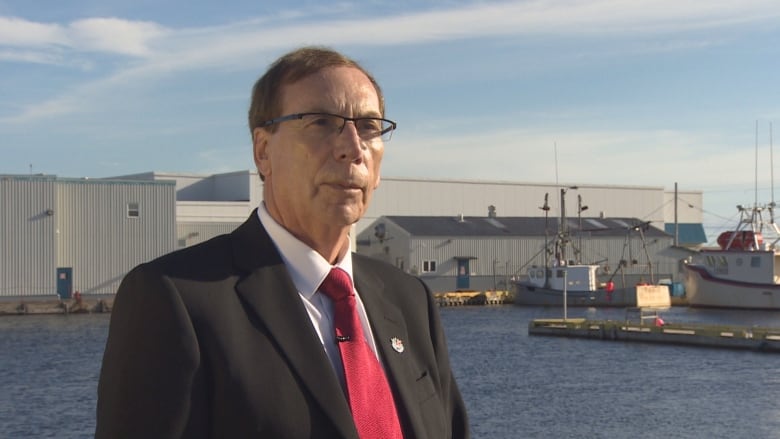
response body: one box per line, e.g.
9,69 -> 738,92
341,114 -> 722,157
323,204 -> 363,227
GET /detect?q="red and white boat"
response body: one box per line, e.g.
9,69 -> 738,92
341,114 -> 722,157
683,205 -> 780,310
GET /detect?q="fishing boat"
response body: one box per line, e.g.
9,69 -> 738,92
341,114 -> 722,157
514,190 -> 669,307
517,263 -> 669,307
683,122 -> 780,310
682,204 -> 780,310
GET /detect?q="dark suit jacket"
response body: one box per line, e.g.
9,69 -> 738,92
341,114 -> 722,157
96,211 -> 469,438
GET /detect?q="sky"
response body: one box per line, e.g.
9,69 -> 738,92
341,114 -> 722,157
2,0 -> 780,241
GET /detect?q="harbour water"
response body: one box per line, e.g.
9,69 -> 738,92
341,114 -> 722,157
1,306 -> 779,438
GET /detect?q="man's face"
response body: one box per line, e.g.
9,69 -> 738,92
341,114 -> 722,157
253,66 -> 384,246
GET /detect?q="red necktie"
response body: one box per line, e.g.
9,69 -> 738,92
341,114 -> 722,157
319,268 -> 403,439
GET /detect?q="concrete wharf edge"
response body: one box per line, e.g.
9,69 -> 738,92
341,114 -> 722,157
1,290 -> 508,315
0,297 -> 114,316
529,318 -> 780,353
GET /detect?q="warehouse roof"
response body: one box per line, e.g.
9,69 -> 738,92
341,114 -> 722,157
382,215 -> 680,239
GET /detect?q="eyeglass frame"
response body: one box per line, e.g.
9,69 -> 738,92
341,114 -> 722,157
257,112 -> 397,142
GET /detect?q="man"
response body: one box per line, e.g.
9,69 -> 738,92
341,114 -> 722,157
96,47 -> 470,438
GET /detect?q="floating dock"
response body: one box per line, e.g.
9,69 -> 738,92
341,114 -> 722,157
434,290 -> 513,306
529,317 -> 780,353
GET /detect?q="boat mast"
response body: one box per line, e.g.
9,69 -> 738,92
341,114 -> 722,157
577,193 -> 588,263
559,188 -> 567,264
674,182 -> 679,247
540,193 -> 551,287
635,222 -> 655,284
755,119 -> 759,212
771,122 -> 776,225
767,122 -> 780,247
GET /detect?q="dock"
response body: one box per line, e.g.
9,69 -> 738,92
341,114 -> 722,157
434,290 -> 513,306
529,318 -> 780,353
0,296 -> 113,316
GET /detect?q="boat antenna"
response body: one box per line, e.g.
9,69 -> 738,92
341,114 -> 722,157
771,122 -> 776,224
554,141 -> 561,213
554,141 -> 559,188
755,119 -> 759,210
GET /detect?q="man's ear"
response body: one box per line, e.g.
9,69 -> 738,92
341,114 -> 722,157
253,127 -> 271,178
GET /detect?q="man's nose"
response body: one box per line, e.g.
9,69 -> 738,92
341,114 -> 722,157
333,121 -> 364,160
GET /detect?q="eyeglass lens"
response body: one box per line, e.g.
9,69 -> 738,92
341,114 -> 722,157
300,114 -> 393,141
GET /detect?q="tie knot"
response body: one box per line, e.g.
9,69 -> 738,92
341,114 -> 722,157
319,268 -> 353,302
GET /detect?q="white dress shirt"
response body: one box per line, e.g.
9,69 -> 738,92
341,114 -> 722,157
256,205 -> 381,389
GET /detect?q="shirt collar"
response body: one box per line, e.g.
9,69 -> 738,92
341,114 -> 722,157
257,204 -> 353,299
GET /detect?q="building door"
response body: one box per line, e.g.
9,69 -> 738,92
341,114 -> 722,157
57,267 -> 73,299
456,259 -> 470,290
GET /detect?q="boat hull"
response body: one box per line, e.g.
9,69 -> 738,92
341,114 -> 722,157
514,284 -> 638,307
683,264 -> 780,310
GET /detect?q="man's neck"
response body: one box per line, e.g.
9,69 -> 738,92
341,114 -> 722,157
262,202 -> 351,264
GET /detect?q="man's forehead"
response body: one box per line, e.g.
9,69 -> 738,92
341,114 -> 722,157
279,67 -> 380,111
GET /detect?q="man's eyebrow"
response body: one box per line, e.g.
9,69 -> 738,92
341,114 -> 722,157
303,109 -> 384,119
354,110 -> 383,118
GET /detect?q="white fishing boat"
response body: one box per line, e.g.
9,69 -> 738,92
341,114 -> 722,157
684,122 -> 780,310
682,204 -> 780,310
514,190 -> 669,307
518,262 -> 669,307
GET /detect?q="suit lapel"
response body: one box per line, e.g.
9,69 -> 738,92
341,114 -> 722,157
229,213 -> 358,439
353,263 -> 426,439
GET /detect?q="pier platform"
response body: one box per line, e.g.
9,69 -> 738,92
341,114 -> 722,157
529,318 -> 780,353
434,290 -> 514,306
0,296 -> 113,316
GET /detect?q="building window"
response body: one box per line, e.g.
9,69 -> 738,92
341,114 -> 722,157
422,260 -> 436,273
127,202 -> 140,218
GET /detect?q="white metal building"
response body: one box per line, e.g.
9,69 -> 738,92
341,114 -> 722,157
112,170 -> 705,240
0,175 -> 176,298
356,213 -> 692,293
362,177 -> 704,240
0,170 -> 705,298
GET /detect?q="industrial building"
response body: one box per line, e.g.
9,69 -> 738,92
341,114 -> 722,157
0,174 -> 175,298
356,213 -> 691,293
0,170 -> 705,297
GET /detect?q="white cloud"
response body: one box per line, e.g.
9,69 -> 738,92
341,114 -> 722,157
2,0 -> 779,124
0,15 -> 166,57
383,126 -> 758,191
0,48 -> 59,64
4,0 -> 778,60
69,18 -> 167,56
0,16 -> 63,46
4,95 -> 81,122
355,0 -> 780,43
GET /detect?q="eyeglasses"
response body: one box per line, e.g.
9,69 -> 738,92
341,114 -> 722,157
258,112 -> 397,142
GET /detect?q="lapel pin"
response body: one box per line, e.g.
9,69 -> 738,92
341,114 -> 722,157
391,337 -> 404,353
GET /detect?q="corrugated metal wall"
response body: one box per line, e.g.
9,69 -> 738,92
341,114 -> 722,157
357,231 -> 683,294
0,171 -> 703,298
55,179 -> 176,296
358,178 -> 703,235
406,236 -> 541,292
177,222 -> 242,247
0,176 -> 175,298
356,219 -> 411,269
0,176 -> 58,296
408,236 -> 545,278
